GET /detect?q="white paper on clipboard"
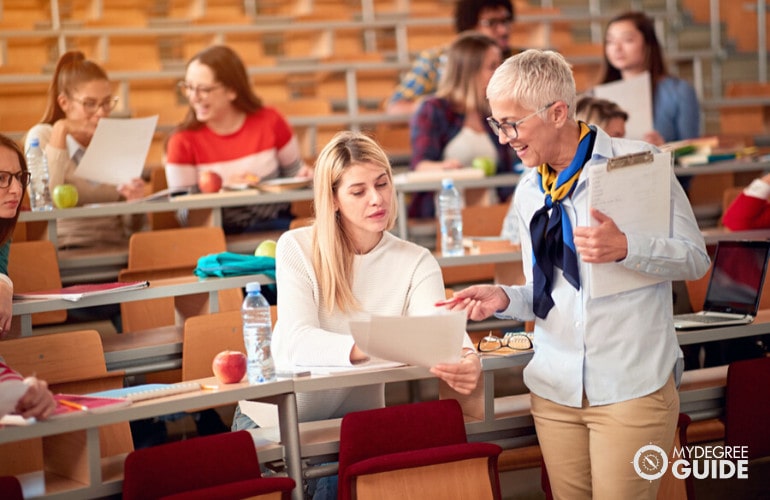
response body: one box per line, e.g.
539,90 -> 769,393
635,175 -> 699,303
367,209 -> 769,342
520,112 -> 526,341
592,72 -> 653,141
75,116 -> 158,185
587,151 -> 671,298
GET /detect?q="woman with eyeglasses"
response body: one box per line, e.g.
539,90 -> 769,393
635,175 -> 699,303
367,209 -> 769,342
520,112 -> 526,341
232,131 -> 480,499
165,45 -> 311,234
408,31 -> 516,218
25,50 -> 146,249
0,134 -> 29,335
443,49 -> 710,499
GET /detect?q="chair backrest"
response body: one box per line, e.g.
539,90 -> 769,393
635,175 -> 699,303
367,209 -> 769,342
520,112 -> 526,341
120,227 -> 242,332
126,226 -> 228,271
182,310 -> 244,381
0,476 -> 23,500
338,399 -> 502,500
123,430 -> 294,500
339,399 -> 468,472
182,307 -> 277,381
724,356 -> 770,460
0,330 -> 132,476
8,240 -> 67,326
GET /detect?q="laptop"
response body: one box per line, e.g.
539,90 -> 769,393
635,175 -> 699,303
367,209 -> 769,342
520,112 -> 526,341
673,240 -> 770,330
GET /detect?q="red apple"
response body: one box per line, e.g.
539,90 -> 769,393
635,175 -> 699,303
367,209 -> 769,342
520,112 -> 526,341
198,171 -> 223,193
212,350 -> 247,384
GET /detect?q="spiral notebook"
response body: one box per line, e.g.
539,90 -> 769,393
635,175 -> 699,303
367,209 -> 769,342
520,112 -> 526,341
88,381 -> 201,402
673,240 -> 770,330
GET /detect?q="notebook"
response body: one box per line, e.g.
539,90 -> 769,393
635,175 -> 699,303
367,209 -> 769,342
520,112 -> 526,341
673,240 -> 770,330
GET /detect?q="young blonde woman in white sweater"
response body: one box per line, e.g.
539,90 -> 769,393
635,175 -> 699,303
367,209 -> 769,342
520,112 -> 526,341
272,131 -> 481,422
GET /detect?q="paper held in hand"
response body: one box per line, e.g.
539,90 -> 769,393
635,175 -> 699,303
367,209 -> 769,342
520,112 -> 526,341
75,115 -> 158,185
349,311 -> 467,367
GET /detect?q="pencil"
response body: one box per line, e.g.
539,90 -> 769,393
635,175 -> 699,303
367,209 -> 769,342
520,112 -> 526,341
58,399 -> 88,411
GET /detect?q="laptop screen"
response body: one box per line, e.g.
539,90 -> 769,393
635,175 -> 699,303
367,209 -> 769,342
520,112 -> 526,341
703,240 -> 770,315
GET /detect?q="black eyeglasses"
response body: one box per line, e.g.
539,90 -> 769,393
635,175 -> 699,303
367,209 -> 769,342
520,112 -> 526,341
0,171 -> 31,189
479,16 -> 513,29
487,102 -> 556,140
477,332 -> 533,352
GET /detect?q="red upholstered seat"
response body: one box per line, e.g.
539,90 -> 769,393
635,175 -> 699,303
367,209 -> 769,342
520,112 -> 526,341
0,476 -> 23,500
122,430 -> 295,500
725,356 -> 770,460
338,399 -> 503,500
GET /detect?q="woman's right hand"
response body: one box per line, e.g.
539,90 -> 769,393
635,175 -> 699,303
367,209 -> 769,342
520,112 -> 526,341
50,117 -> 98,149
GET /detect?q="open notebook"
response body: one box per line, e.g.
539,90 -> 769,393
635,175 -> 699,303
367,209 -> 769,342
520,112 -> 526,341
673,240 -> 770,330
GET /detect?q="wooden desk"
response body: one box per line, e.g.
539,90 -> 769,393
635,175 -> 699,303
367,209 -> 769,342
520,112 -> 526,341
0,377 -> 298,500
18,188 -> 316,248
12,274 -> 272,337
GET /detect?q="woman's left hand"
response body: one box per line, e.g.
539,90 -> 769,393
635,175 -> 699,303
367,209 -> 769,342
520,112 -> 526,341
118,178 -> 146,201
0,280 -> 12,335
296,165 -> 314,178
430,353 -> 481,395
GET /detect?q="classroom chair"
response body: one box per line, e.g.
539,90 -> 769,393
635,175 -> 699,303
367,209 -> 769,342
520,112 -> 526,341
119,226 -> 243,333
122,430 -> 295,500
0,476 -> 23,500
7,240 -> 67,331
337,399 -> 503,500
724,356 -> 770,461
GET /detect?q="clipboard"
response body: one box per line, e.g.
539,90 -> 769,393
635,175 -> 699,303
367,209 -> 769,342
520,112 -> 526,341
587,150 -> 672,298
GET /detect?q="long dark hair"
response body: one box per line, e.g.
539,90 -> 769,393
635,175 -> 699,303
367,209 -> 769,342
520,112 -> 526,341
0,134 -> 28,245
175,45 -> 262,132
41,51 -> 110,125
598,12 -> 668,103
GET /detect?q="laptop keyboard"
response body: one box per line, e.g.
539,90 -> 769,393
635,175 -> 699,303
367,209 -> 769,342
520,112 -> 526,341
675,313 -> 735,323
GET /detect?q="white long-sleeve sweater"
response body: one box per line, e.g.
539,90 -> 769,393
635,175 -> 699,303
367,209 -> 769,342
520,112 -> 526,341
272,226 -> 473,422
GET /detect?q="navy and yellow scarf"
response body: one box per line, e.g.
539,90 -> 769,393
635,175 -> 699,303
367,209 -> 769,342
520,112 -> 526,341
530,122 -> 596,319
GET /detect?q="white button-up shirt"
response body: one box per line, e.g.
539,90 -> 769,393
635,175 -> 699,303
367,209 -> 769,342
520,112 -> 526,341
497,126 -> 710,408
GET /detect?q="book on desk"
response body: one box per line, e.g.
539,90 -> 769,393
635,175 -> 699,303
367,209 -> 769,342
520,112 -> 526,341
13,280 -> 149,302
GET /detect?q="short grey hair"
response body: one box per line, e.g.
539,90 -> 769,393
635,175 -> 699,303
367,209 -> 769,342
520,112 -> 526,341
487,49 -> 576,119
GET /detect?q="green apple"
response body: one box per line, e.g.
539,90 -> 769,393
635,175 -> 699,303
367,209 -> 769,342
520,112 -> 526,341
52,184 -> 79,208
472,157 -> 496,177
255,239 -> 277,258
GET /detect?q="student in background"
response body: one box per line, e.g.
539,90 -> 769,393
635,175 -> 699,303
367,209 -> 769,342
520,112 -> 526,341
408,31 -> 515,218
722,172 -> 770,230
574,95 -> 628,138
165,45 -> 312,234
25,51 -> 145,249
598,11 -> 700,147
445,49 -> 709,499
386,0 -> 516,115
0,134 -> 29,336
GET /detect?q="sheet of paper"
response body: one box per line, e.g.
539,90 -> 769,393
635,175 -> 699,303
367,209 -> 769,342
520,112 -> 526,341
588,151 -> 671,298
349,311 -> 466,367
592,72 -> 653,141
75,115 -> 158,185
0,379 -> 29,421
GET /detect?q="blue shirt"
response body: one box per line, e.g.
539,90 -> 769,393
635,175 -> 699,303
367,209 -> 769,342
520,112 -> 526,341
654,76 -> 701,142
497,127 -> 710,407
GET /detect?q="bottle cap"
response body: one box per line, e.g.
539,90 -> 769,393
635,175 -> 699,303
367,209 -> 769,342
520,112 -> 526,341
441,178 -> 454,189
28,138 -> 40,148
246,282 -> 262,294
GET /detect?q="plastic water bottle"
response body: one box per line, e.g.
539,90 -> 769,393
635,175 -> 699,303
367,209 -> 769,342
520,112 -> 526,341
242,282 -> 276,383
25,138 -> 53,211
437,178 -> 463,256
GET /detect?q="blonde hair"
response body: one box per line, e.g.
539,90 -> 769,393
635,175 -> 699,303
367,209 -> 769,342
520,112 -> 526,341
487,49 -> 577,119
575,96 -> 628,128
436,31 -> 499,115
311,131 -> 398,313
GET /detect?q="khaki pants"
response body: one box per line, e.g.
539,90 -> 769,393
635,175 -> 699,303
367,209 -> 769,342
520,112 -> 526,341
531,375 -> 679,500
